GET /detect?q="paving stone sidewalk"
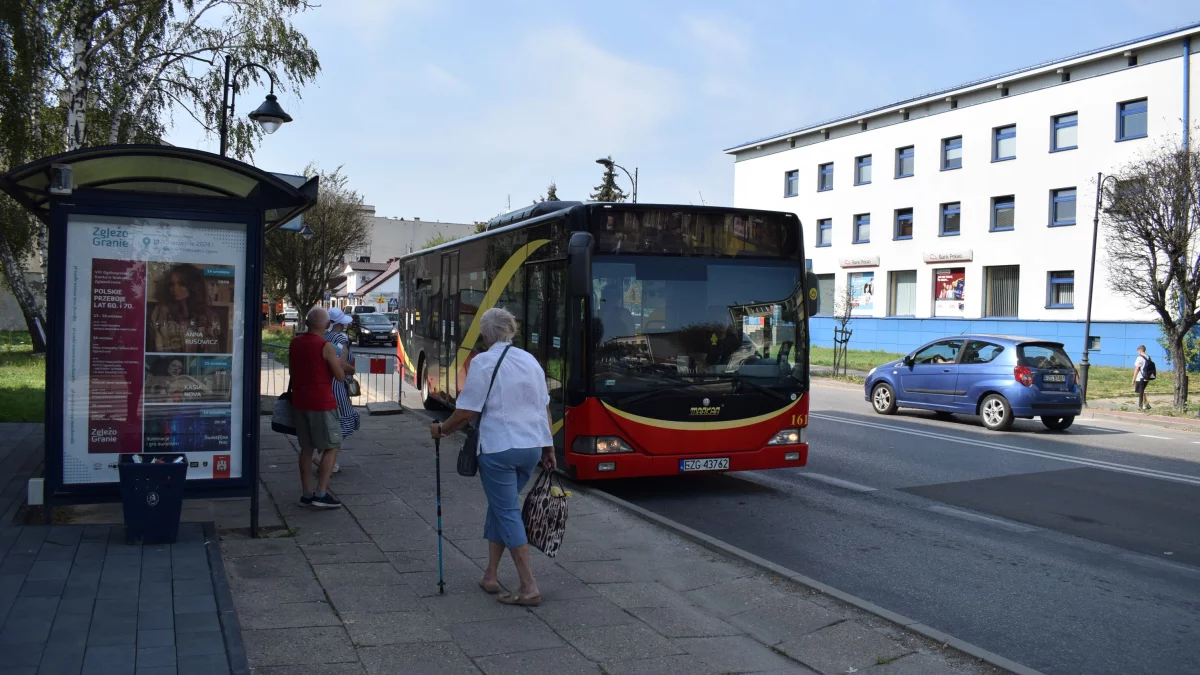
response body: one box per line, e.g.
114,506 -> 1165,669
225,413 -> 1006,675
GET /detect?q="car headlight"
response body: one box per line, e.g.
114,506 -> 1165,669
572,436 -> 635,454
391,328 -> 398,334
767,428 -> 804,445
361,328 -> 371,333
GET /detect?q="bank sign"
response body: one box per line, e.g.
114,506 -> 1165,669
923,250 -> 973,264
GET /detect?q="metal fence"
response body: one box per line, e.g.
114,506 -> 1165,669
261,342 -> 404,405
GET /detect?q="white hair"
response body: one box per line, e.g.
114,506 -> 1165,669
305,306 -> 328,330
479,307 -> 517,345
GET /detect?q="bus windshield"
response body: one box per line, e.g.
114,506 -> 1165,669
591,255 -> 805,393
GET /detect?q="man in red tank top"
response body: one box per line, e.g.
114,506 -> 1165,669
290,307 -> 347,508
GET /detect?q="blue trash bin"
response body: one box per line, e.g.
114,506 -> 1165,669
118,453 -> 187,544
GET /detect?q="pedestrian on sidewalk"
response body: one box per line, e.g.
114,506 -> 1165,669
290,307 -> 347,508
1133,345 -> 1152,411
430,307 -> 555,606
316,307 -> 360,474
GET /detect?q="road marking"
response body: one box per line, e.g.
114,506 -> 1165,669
794,472 -> 878,493
1138,434 -> 1173,440
925,505 -> 1037,533
810,413 -> 1200,487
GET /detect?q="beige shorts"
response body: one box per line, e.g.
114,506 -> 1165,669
294,408 -> 342,451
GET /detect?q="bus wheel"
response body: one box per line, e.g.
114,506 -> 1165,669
420,364 -> 440,410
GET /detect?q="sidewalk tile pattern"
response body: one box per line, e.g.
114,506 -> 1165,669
221,414 -> 1005,675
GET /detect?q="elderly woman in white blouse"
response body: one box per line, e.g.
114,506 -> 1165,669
430,307 -> 555,606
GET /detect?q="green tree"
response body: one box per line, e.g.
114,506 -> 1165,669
422,232 -> 461,249
0,0 -> 322,352
1103,133 -> 1200,410
590,156 -> 627,202
534,181 -> 561,203
263,166 -> 370,312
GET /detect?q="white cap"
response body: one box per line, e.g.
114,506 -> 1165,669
327,307 -> 353,325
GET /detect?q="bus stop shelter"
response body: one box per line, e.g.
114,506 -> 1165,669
0,145 -> 318,536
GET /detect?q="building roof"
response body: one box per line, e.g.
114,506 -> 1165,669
330,279 -> 348,297
344,261 -> 390,272
356,260 -> 400,296
724,20 -> 1200,154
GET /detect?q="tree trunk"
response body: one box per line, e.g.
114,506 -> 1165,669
0,233 -> 47,353
1171,339 -> 1188,410
65,6 -> 95,151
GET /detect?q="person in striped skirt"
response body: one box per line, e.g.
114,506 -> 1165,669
318,307 -> 360,473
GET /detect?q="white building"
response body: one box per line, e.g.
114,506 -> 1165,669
726,22 -> 1199,368
355,206 -> 475,260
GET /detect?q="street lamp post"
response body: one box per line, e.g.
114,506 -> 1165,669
218,55 -> 293,157
299,217 -> 325,306
595,158 -> 638,203
1080,172 -> 1118,405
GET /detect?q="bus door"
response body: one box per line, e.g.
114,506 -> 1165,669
440,252 -> 459,398
527,262 -> 567,453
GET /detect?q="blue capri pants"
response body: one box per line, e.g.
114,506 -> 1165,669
477,447 -> 542,547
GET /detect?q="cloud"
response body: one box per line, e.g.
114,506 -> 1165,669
682,12 -> 752,65
423,64 -> 468,94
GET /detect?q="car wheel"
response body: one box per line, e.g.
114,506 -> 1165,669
980,394 -> 1014,431
1041,415 -> 1074,431
871,383 -> 897,415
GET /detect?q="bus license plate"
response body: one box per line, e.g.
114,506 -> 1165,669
680,458 -> 729,472
1043,374 -> 1066,383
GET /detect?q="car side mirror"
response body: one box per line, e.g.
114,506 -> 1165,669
903,355 -> 914,367
805,271 -> 821,316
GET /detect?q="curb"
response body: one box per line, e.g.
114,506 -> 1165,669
204,522 -> 251,675
572,482 -> 1047,675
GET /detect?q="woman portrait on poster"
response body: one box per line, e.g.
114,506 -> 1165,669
148,264 -> 222,353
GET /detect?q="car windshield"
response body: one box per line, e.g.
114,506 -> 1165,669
1018,343 -> 1073,369
359,314 -> 392,326
591,255 -> 805,393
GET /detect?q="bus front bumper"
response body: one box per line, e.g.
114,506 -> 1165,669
567,444 -> 808,481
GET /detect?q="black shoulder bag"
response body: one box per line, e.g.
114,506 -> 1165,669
457,345 -> 512,477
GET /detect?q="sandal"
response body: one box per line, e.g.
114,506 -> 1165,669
478,580 -> 501,594
497,592 -> 541,607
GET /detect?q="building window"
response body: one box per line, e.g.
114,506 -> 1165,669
1052,113 -> 1078,151
1048,271 -> 1074,308
993,125 -> 1016,161
984,265 -> 1020,317
991,196 -> 1015,231
816,274 -> 835,315
1050,188 -> 1076,227
816,218 -> 832,247
889,270 -> 917,316
894,208 -> 913,240
1118,99 -> 1147,141
896,146 -> 914,178
818,162 -> 834,191
784,170 -> 798,197
940,202 -> 961,236
855,155 -> 872,185
942,136 -> 962,170
853,214 -> 870,243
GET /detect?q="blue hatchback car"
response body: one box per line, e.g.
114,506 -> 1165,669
864,335 -> 1083,431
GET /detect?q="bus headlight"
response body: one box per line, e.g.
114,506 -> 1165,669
573,436 -> 634,454
767,428 -> 804,445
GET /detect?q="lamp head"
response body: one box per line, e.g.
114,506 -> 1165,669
249,93 -> 292,134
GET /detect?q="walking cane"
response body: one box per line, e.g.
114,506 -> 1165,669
434,436 -> 446,594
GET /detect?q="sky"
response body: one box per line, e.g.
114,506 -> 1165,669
167,0 -> 1199,225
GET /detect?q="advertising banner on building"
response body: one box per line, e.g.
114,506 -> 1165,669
61,214 -> 247,485
849,271 -> 875,313
934,267 -> 966,317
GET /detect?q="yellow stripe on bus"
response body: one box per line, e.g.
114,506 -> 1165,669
600,397 -> 802,431
452,239 -> 550,372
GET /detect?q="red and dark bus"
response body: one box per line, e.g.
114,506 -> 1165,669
394,202 -> 819,480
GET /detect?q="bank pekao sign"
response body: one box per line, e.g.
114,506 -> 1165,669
923,250 -> 973,264
839,255 -> 880,268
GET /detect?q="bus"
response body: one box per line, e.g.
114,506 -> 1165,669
394,202 -> 819,480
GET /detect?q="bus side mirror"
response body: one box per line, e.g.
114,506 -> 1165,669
805,271 -> 821,316
567,232 -> 595,299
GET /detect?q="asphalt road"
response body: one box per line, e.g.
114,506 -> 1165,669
597,383 -> 1200,675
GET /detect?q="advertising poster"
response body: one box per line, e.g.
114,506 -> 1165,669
849,272 -> 875,313
934,267 -> 966,317
61,214 -> 246,484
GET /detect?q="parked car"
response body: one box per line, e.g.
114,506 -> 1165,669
384,311 -> 399,329
281,307 -> 298,323
350,311 -> 398,347
863,335 -> 1082,431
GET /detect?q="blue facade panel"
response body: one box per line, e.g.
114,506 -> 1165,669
809,317 -> 1165,368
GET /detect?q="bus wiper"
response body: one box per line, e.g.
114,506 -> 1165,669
614,377 -> 719,406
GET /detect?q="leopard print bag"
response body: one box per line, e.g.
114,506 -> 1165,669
521,470 -> 568,557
